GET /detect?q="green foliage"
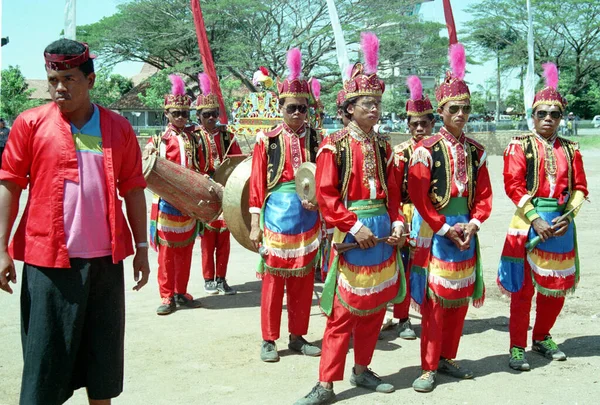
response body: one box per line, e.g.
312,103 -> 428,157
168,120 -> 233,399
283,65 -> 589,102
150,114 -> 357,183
504,88 -> 525,112
0,66 -> 41,122
138,70 -> 172,110
90,70 -> 133,107
469,91 -> 487,115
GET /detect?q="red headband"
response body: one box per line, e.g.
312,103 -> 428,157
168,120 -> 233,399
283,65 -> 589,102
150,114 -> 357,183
44,43 -> 96,71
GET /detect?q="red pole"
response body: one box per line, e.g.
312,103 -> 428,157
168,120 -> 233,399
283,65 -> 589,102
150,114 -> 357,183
190,0 -> 228,124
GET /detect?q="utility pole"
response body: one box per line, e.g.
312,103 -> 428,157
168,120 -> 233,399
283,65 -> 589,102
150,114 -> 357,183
496,46 -> 501,122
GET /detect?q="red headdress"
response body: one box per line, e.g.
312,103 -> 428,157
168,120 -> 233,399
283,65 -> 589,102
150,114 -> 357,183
406,75 -> 433,117
435,43 -> 470,107
164,74 -> 192,110
532,62 -> 567,111
44,42 -> 96,71
277,48 -> 310,99
336,89 -> 347,108
343,32 -> 385,101
195,73 -> 220,110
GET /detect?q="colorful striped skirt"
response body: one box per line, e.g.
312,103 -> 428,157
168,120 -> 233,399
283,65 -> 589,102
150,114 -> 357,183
411,197 -> 484,308
320,199 -> 404,317
149,198 -> 198,250
498,197 -> 579,297
258,182 -> 321,277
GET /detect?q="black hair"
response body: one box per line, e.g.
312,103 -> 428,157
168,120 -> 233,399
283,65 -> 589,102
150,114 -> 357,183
407,113 -> 435,124
342,97 -> 358,120
44,39 -> 94,76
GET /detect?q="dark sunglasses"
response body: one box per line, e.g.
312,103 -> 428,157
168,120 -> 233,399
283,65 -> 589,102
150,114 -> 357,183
285,104 -> 308,114
357,101 -> 382,111
535,110 -> 562,120
201,111 -> 219,119
409,120 -> 433,129
447,105 -> 472,114
170,110 -> 189,118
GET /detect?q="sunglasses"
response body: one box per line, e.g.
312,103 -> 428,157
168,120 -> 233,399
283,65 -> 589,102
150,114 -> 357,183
446,105 -> 472,114
201,111 -> 219,119
535,110 -> 562,120
170,110 -> 189,118
285,104 -> 308,114
357,101 -> 382,111
409,120 -> 433,129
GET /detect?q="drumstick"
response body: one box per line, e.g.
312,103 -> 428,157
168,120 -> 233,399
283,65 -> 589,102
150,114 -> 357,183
333,233 -> 410,254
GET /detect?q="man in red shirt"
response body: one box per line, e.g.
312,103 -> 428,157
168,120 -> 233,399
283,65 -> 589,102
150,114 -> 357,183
498,63 -> 588,371
0,39 -> 149,405
193,73 -> 242,296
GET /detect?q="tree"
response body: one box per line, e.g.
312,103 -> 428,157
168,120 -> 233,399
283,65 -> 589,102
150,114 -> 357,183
77,0 -> 447,116
464,0 -> 600,118
0,66 -> 40,122
90,70 -> 133,107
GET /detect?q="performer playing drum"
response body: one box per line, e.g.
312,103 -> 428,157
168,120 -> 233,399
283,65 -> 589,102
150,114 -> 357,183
148,75 -> 202,315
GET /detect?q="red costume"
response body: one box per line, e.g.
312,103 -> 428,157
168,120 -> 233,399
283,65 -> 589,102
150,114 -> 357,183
408,45 -> 492,373
194,76 -> 243,283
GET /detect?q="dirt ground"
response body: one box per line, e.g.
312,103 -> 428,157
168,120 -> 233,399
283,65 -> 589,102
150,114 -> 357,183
1,153 -> 599,405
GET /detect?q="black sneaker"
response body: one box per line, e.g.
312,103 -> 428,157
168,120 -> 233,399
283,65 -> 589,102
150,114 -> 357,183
349,367 -> 395,393
509,346 -> 530,371
216,278 -> 236,295
438,358 -> 473,379
288,335 -> 322,357
294,383 -> 336,405
204,280 -> 218,295
156,297 -> 176,315
532,335 -> 567,361
174,293 -> 202,309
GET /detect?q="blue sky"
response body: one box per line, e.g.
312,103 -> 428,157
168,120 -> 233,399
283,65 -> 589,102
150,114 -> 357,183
1,0 -> 514,91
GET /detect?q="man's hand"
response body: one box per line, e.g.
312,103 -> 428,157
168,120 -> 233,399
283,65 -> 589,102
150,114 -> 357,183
552,217 -> 570,237
301,200 -> 318,211
0,251 -> 16,294
445,227 -> 468,251
532,218 -> 553,242
250,213 -> 262,250
354,225 -> 376,249
387,224 -> 406,247
132,248 -> 150,291
462,223 -> 479,249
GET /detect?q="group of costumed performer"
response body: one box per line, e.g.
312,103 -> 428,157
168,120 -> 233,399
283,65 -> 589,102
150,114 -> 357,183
193,73 -> 241,296
249,48 -> 324,363
408,43 -> 492,393
149,75 -> 203,315
498,62 -> 588,371
387,74 -> 436,340
296,32 -> 407,405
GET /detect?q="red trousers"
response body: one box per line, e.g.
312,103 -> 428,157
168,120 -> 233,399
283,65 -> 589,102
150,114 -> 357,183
157,243 -> 194,298
261,271 -> 314,341
319,296 -> 387,382
509,266 -> 565,348
201,228 -> 231,280
393,268 -> 411,320
420,297 -> 469,371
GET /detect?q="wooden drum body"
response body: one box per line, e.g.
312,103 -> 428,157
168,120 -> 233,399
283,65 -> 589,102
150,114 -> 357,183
142,153 -> 223,223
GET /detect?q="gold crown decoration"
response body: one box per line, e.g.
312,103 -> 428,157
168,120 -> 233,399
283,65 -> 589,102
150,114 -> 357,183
277,48 -> 310,100
164,74 -> 191,110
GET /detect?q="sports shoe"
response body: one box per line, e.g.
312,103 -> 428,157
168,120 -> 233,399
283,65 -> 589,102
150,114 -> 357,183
156,297 -> 176,315
288,335 -> 322,357
349,368 -> 395,393
216,278 -> 237,295
532,335 -> 567,361
294,383 -> 336,405
438,358 -> 474,379
397,319 -> 417,340
412,370 -> 436,393
509,346 -> 531,371
260,340 -> 280,362
204,280 -> 218,295
174,293 -> 202,309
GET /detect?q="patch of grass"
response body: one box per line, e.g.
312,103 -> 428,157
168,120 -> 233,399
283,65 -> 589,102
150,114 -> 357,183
574,136 -> 600,150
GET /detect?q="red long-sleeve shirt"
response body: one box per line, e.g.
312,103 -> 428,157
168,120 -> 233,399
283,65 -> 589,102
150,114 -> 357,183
408,129 -> 492,234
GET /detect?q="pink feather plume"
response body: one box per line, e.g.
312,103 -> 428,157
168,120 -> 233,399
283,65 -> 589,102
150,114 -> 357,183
406,75 -> 423,100
198,72 -> 211,96
287,48 -> 302,81
169,74 -> 185,96
448,43 -> 466,80
361,32 -> 379,74
542,62 -> 559,89
311,78 -> 321,100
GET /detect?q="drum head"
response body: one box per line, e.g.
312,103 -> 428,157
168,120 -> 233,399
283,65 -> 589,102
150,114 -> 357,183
295,162 -> 317,205
213,155 -> 249,186
223,157 -> 257,252
141,151 -> 157,180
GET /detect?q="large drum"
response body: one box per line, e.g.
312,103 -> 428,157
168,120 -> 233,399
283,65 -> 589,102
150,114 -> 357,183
222,156 -> 257,252
142,153 -> 223,223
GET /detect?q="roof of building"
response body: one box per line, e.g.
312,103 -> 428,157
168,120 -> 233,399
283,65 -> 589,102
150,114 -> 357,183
26,79 -> 51,101
108,80 -> 157,111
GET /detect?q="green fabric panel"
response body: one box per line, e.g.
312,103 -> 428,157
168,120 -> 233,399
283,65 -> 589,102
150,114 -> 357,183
439,197 -> 469,216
